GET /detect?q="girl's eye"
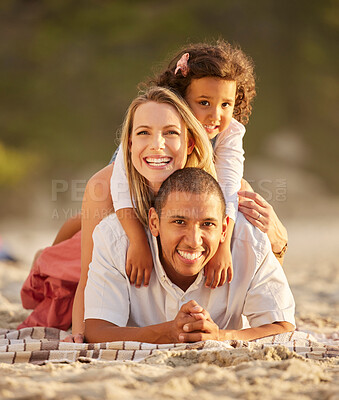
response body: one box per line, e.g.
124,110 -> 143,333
222,103 -> 230,108
199,100 -> 209,106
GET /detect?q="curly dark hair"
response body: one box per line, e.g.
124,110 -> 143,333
149,40 -> 256,125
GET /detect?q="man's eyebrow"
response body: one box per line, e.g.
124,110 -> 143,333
166,214 -> 219,223
201,217 -> 219,223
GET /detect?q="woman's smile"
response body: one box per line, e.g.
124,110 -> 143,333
130,101 -> 191,192
144,156 -> 173,168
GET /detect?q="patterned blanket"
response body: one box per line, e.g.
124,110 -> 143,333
0,327 -> 338,365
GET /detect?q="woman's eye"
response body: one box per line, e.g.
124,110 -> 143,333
136,130 -> 149,135
199,100 -> 209,106
166,130 -> 180,136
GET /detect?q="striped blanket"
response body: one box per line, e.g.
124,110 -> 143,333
0,327 -> 338,365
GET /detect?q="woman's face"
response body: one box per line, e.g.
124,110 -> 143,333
130,101 -> 194,193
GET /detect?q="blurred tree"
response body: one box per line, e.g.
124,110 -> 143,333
0,0 -> 338,192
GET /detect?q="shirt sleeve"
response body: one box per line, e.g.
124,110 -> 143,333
242,250 -> 296,328
84,220 -> 130,327
110,144 -> 133,211
214,118 -> 245,222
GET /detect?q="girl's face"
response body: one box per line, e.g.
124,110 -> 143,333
185,77 -> 236,139
130,101 -> 194,193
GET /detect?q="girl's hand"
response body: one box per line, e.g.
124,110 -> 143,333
204,242 -> 233,288
238,190 -> 288,254
126,241 -> 153,288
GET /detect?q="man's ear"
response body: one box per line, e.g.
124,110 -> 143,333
220,215 -> 229,243
149,207 -> 160,237
187,136 -> 195,155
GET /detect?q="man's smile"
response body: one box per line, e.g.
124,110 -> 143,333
177,249 -> 205,262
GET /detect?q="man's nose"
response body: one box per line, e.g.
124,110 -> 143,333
150,133 -> 165,150
185,226 -> 203,248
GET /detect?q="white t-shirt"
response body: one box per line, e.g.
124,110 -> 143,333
110,118 -> 245,222
85,212 -> 295,330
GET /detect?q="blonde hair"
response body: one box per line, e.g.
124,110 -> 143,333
120,86 -> 216,226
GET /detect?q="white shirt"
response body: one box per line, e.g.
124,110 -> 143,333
85,213 -> 295,330
110,118 -> 245,222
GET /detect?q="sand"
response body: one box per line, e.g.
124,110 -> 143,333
0,162 -> 338,399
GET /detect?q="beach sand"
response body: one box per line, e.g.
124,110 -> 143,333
0,162 -> 338,399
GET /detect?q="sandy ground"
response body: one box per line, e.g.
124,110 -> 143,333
0,162 -> 339,399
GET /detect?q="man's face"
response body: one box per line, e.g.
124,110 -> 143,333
149,191 -> 227,290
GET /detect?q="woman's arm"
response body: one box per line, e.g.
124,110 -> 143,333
238,179 -> 288,265
111,145 -> 153,287
116,208 -> 153,287
71,163 -> 114,337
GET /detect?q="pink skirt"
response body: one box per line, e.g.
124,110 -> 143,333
18,231 -> 81,331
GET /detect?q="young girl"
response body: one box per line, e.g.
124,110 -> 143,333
111,40 -> 256,290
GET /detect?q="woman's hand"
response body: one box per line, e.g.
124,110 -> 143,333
238,190 -> 288,258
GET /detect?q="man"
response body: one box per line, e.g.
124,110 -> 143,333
85,168 -> 295,343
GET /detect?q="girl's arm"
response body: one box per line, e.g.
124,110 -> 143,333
238,180 -> 288,266
71,163 -> 114,338
205,119 -> 245,286
111,145 -> 153,287
214,119 -> 245,222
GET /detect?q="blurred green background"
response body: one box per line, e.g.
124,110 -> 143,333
0,0 -> 338,218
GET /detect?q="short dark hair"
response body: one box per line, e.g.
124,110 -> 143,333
154,168 -> 226,219
149,39 -> 256,125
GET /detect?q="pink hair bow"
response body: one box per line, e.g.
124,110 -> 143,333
174,53 -> 190,77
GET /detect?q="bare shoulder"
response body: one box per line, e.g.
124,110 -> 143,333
88,163 -> 113,186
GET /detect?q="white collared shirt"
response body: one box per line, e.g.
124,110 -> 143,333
85,213 -> 295,330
